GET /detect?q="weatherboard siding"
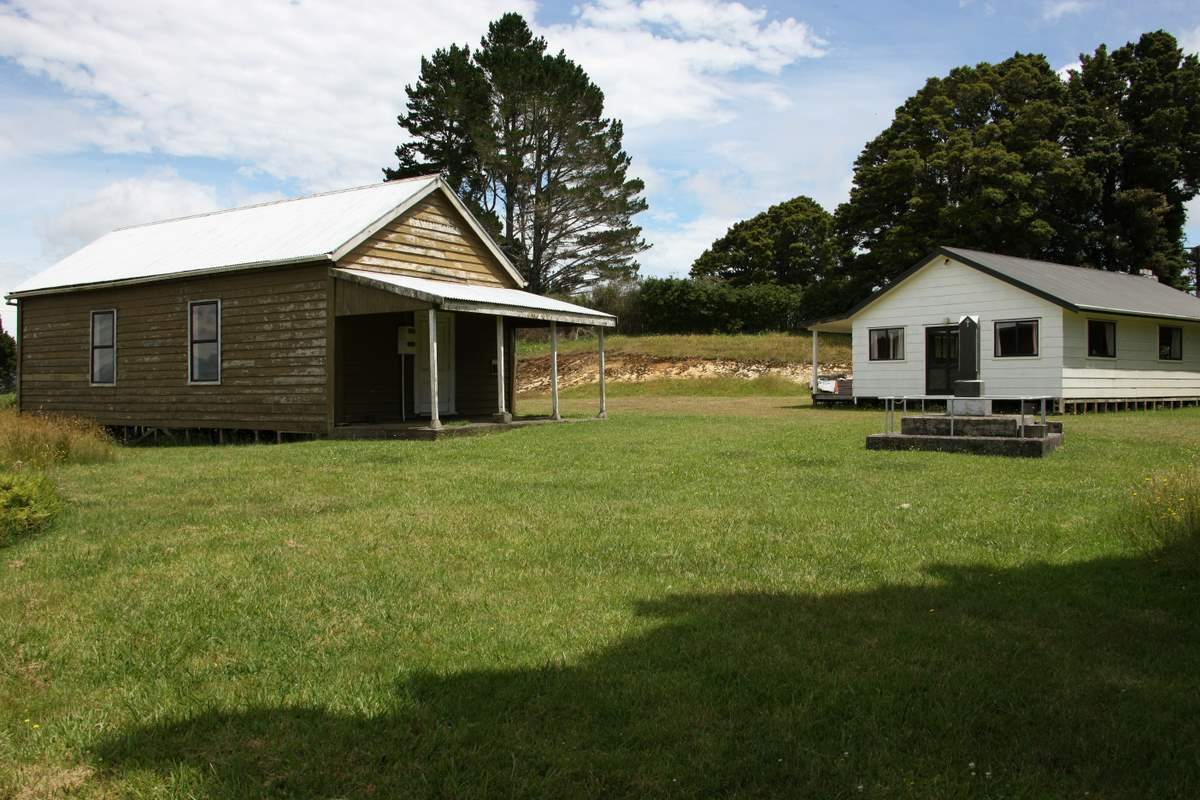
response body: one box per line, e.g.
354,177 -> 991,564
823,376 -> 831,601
18,263 -> 331,432
851,256 -> 1064,398
338,193 -> 516,289
1061,311 -> 1200,398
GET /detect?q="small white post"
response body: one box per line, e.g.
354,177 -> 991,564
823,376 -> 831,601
427,308 -> 441,429
495,315 -> 509,422
597,326 -> 607,419
550,321 -> 561,420
810,329 -> 819,395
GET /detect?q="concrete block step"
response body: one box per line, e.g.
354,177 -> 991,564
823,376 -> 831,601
866,432 -> 1064,458
899,415 -> 1062,439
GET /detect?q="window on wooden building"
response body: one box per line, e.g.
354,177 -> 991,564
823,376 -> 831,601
188,300 -> 221,384
1159,326 -> 1182,361
90,310 -> 116,385
869,327 -> 904,361
994,319 -> 1039,358
1086,320 -> 1116,358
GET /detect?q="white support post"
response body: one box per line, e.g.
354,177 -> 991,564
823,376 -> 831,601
427,308 -> 441,429
550,321 -> 561,420
495,315 -> 510,422
810,330 -> 819,395
597,326 -> 607,419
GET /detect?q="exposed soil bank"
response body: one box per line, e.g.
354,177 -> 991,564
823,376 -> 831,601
516,352 -> 850,394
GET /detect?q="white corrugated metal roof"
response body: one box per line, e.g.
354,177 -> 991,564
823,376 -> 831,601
334,268 -> 616,326
10,175 -> 458,296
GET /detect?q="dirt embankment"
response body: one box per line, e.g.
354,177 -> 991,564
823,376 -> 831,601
516,352 -> 851,394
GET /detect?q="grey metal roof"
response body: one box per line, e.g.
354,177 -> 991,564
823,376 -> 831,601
811,246 -> 1200,330
334,268 -> 616,327
942,247 -> 1200,322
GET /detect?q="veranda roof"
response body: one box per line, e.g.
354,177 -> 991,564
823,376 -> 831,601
333,268 -> 615,327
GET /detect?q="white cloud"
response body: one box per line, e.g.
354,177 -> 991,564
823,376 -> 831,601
36,169 -> 220,260
635,68 -> 914,276
0,0 -> 824,189
0,0 -> 538,190
1181,25 -> 1200,55
1056,61 -> 1081,81
1042,1 -> 1086,21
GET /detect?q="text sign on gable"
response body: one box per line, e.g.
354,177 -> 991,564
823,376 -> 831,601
397,326 -> 418,355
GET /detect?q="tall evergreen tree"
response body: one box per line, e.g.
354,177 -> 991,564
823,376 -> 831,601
385,14 -> 648,294
834,53 -> 1091,295
835,32 -> 1200,296
1065,31 -> 1200,285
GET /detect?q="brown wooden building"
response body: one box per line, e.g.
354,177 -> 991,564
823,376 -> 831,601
6,175 -> 615,437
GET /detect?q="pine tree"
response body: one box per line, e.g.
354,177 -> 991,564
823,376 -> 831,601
385,13 -> 648,294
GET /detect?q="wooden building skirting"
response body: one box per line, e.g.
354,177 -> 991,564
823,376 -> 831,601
1061,397 -> 1200,414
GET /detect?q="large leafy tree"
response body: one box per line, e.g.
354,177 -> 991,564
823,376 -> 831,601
835,53 -> 1090,294
691,195 -> 839,287
835,31 -> 1200,294
385,14 -> 648,294
1064,31 -> 1200,285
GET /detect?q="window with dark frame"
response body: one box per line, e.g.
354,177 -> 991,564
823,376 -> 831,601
90,310 -> 116,385
1159,326 -> 1182,361
994,319 -> 1038,358
189,300 -> 221,383
869,327 -> 904,361
1087,319 -> 1116,358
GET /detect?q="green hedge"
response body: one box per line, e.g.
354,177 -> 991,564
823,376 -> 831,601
636,278 -> 807,334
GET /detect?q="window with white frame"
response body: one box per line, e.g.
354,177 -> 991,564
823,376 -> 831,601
1159,326 -> 1182,361
994,319 -> 1039,358
188,300 -> 221,383
1087,319 -> 1116,358
869,327 -> 904,361
90,310 -> 116,385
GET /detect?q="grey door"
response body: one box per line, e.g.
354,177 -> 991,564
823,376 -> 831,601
925,326 -> 958,395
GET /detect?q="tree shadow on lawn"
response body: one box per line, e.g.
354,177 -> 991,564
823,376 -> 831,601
95,544 -> 1200,798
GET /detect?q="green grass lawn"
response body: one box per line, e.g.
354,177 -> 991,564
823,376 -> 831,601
517,331 -> 852,365
2,395 -> 1199,798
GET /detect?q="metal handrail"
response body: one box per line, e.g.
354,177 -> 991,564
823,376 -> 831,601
881,395 -> 1053,438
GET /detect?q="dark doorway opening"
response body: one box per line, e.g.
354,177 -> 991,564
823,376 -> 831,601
925,326 -> 959,395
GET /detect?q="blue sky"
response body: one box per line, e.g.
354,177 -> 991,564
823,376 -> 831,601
1,0 -> 1198,332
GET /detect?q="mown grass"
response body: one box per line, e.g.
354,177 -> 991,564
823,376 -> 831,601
518,331 -> 852,365
1,395 -> 1199,798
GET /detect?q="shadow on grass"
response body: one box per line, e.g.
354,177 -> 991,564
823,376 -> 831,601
95,545 -> 1200,798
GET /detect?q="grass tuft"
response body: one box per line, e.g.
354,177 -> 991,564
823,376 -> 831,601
0,409 -> 116,469
1122,466 -> 1200,572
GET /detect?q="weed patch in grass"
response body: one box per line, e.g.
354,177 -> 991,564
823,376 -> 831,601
1121,466 -> 1200,574
0,410 -> 115,469
0,471 -> 59,546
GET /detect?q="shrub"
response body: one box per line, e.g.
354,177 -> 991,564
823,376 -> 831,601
637,278 -> 808,335
0,471 -> 59,546
0,409 -> 116,469
1122,467 -> 1200,573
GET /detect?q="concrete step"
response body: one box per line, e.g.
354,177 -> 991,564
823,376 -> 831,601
900,415 -> 1062,438
867,432 -> 1064,458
